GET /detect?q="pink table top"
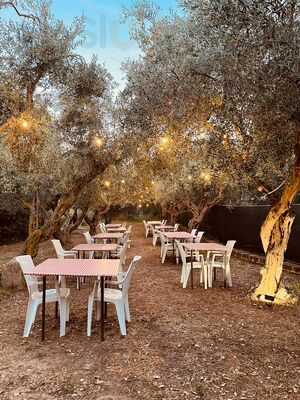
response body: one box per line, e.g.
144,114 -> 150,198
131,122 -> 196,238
23,258 -> 119,277
107,227 -> 127,232
183,243 -> 227,252
147,221 -> 162,225
72,244 -> 119,252
164,232 -> 192,240
106,224 -> 122,228
94,233 -> 124,240
156,225 -> 175,230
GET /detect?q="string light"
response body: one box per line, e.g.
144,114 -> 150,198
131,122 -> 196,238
121,179 -> 125,184
160,136 -> 169,145
104,180 -> 111,188
188,175 -> 192,181
94,137 -> 103,147
21,120 -> 30,130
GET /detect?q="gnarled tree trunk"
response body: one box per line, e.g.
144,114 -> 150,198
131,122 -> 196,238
85,204 -> 110,235
252,166 -> 300,305
188,204 -> 212,229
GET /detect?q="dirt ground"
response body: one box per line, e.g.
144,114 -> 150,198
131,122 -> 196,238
1,223 -> 300,400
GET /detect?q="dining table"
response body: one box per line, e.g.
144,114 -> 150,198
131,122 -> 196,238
156,225 -> 176,231
93,232 -> 124,243
23,258 -> 119,341
106,227 -> 127,233
106,224 -> 122,228
72,243 -> 119,259
183,242 -> 228,288
163,231 -> 193,262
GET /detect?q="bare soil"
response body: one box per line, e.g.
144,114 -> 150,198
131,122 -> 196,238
1,223 -> 300,400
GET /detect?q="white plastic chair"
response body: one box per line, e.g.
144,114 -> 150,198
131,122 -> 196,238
195,231 -> 204,243
160,233 -> 179,263
51,239 -> 77,288
176,242 -> 207,289
99,223 -> 107,233
87,256 -> 141,336
191,228 -> 197,237
153,228 -> 160,246
209,240 -> 236,288
51,239 -> 77,260
174,223 -> 179,231
143,221 -> 149,238
16,255 -> 70,337
127,225 -> 132,248
83,232 -> 95,259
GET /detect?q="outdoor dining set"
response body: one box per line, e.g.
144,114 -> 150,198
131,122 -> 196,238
16,222 -> 139,342
143,220 -> 236,290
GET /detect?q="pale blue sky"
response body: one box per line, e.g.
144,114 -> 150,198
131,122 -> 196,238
51,0 -> 180,90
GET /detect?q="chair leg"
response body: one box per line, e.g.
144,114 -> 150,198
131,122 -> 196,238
87,295 -> 95,337
23,300 -> 38,337
59,299 -> 67,337
203,265 -> 208,290
66,300 -> 70,322
124,296 -> 131,322
162,247 -> 167,264
183,265 -> 191,289
115,302 -> 126,336
225,263 -> 232,287
180,265 -> 185,284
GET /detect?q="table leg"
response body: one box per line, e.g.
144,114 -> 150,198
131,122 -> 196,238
42,275 -> 46,341
191,250 -> 194,289
100,276 -> 105,341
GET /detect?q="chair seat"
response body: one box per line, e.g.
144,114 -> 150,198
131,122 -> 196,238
94,287 -> 123,302
31,288 -> 70,301
186,261 -> 205,269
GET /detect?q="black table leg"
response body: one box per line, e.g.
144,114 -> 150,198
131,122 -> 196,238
42,275 -> 46,341
100,276 -> 105,341
191,251 -> 194,289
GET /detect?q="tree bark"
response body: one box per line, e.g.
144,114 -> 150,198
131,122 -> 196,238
252,167 -> 300,305
188,204 -> 211,229
85,204 -> 110,235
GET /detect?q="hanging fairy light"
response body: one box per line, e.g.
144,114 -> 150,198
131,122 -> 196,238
21,119 -> 30,130
104,180 -> 111,188
94,136 -> 103,147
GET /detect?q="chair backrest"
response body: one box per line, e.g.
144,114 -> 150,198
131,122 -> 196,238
176,241 -> 186,266
194,231 -> 204,243
122,256 -> 141,296
191,228 -> 197,237
226,240 -> 236,260
127,225 -> 132,234
51,239 -> 65,258
159,231 -> 168,245
99,223 -> 106,233
16,255 -> 39,295
83,231 -> 93,244
162,220 -> 167,225
174,223 -> 179,231
118,244 -> 127,270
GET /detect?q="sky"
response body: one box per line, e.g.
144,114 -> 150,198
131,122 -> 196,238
51,0 -> 180,91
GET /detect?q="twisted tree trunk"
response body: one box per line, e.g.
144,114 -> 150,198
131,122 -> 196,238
85,204 -> 110,235
252,143 -> 300,305
188,204 -> 212,229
